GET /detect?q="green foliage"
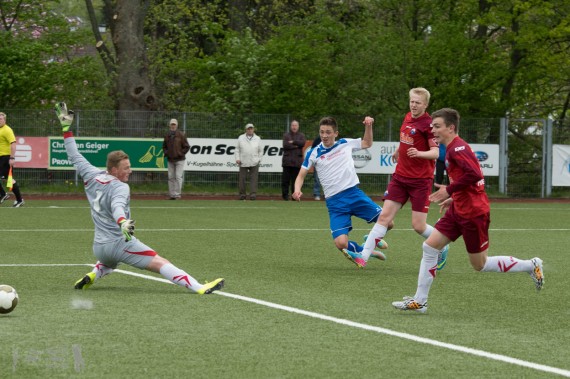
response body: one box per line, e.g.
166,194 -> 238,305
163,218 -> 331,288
0,0 -> 112,109
1,0 -> 569,129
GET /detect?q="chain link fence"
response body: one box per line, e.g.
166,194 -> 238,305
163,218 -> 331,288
3,109 -> 569,198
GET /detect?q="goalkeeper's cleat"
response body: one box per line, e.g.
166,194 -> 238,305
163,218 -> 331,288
74,272 -> 96,290
392,296 -> 428,313
530,257 -> 544,291
197,278 -> 225,295
341,249 -> 366,268
0,194 -> 10,204
437,244 -> 449,271
12,199 -> 24,208
55,102 -> 75,131
364,234 -> 389,249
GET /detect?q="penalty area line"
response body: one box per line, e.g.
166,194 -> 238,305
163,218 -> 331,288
112,269 -> 570,378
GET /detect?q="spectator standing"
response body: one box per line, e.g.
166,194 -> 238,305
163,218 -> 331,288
162,118 -> 190,200
434,142 -> 446,185
281,120 -> 306,201
0,112 -> 24,207
236,123 -> 263,200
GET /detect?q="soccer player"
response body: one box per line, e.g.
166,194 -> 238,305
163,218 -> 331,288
359,88 -> 448,269
392,108 -> 544,313
292,116 -> 391,266
55,102 -> 224,294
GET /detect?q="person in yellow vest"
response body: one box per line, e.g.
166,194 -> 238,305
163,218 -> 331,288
0,112 -> 24,207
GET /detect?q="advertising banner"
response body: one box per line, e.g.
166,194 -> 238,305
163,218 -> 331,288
48,137 -> 166,171
15,136 -> 500,176
184,138 -> 500,176
14,137 -> 49,168
552,144 -> 570,186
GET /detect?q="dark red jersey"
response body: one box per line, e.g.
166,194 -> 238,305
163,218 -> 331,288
445,136 -> 490,218
395,112 -> 436,179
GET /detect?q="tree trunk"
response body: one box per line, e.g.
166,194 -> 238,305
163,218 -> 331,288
100,0 -> 157,136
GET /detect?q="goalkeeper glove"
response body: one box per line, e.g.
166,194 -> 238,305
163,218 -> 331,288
55,102 -> 75,132
118,218 -> 135,241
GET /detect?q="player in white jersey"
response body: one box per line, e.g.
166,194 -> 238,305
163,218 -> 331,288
55,102 -> 224,294
292,116 -> 392,267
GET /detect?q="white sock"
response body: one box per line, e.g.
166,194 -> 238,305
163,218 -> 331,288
413,242 -> 439,303
361,224 -> 388,260
420,224 -> 434,239
92,261 -> 114,280
159,263 -> 202,292
481,256 -> 534,273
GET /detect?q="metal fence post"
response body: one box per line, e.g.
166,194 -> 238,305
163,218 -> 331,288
499,117 -> 507,195
544,118 -> 553,197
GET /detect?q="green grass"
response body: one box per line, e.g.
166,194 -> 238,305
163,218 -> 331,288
0,200 -> 568,378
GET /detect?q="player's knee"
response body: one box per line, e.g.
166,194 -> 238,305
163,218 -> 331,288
334,240 -> 348,250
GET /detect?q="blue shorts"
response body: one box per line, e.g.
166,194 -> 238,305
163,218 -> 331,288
326,186 -> 382,239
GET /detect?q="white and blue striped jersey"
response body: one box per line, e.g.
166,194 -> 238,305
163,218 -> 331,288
65,135 -> 130,244
302,138 -> 362,198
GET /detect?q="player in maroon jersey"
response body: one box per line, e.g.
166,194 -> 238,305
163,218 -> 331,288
392,108 -> 544,313
359,88 -> 448,269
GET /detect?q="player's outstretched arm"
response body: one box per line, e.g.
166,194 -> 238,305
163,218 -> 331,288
55,101 -> 101,180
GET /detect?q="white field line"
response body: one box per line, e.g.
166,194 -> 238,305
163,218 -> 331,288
2,263 -> 569,377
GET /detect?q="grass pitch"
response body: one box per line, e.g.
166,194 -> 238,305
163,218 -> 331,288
0,199 -> 568,378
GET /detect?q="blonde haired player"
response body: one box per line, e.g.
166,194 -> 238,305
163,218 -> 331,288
55,102 -> 224,294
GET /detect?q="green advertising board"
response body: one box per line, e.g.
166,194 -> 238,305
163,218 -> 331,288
49,137 -> 167,171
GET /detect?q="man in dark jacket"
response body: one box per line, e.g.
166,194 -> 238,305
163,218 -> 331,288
162,119 -> 190,199
281,120 -> 306,200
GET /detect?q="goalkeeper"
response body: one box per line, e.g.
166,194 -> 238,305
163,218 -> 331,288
55,102 -> 224,294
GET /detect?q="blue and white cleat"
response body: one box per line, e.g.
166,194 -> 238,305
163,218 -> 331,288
437,245 -> 449,271
341,249 -> 366,268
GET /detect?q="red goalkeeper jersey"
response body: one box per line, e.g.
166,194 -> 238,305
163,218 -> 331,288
445,136 -> 490,218
395,112 -> 436,179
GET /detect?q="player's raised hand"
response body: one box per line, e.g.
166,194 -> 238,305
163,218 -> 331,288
118,218 -> 136,241
54,102 -> 75,132
363,116 -> 374,127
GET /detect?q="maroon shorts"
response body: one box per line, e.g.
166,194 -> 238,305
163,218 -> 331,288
435,205 -> 490,253
384,174 -> 432,213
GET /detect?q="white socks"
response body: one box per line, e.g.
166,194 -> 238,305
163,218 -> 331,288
481,256 -> 534,273
159,263 -> 202,292
413,242 -> 439,303
362,224 -> 388,260
92,261 -> 114,280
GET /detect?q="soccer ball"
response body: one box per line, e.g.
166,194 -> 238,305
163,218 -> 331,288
0,285 -> 19,314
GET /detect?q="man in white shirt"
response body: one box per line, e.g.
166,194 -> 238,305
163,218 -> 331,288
235,123 -> 263,200
293,116 -> 391,267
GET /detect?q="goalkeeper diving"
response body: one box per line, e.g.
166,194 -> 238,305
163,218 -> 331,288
55,102 -> 224,294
